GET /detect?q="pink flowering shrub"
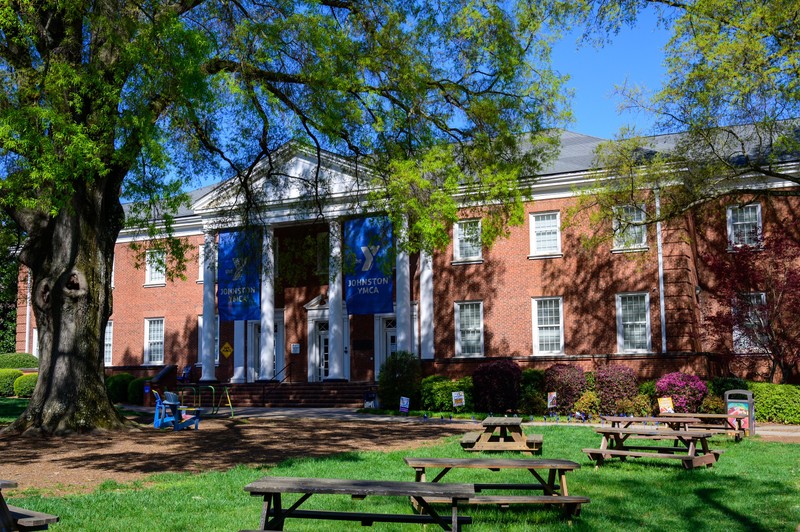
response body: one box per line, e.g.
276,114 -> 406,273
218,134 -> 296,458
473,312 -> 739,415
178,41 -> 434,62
655,372 -> 707,413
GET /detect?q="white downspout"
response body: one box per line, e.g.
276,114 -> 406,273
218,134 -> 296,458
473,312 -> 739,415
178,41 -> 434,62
655,189 -> 667,353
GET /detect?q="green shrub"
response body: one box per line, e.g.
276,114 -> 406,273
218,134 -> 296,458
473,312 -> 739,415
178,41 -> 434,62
615,394 -> 652,417
0,369 -> 23,396
106,373 -> 135,403
639,380 -> 657,400
573,390 -> 600,420
127,377 -> 148,405
584,371 -> 596,392
0,353 -> 39,369
709,376 -> 748,397
520,369 -> 545,395
518,390 -> 548,416
419,375 -> 473,412
13,373 -> 38,398
472,359 -> 522,413
595,365 -> 637,414
543,363 -> 586,415
377,351 -> 421,411
749,382 -> 800,424
700,395 -> 725,414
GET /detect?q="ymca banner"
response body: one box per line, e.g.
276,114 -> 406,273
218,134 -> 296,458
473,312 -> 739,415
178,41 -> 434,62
217,229 -> 261,321
344,216 -> 393,315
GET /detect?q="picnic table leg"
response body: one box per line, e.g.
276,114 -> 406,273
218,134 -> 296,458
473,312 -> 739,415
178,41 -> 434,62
0,495 -> 15,532
412,496 -> 456,531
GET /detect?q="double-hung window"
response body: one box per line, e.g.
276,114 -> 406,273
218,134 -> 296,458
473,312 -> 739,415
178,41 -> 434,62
454,219 -> 482,262
145,250 -> 166,285
613,205 -> 647,251
532,297 -> 564,354
144,318 -> 165,364
727,204 -> 762,248
455,301 -> 484,356
732,292 -> 767,353
530,212 -> 561,257
104,321 -> 114,366
616,293 -> 651,353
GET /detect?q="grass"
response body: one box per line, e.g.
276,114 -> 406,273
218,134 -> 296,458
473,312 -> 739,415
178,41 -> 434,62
0,397 -> 28,423
2,420 -> 799,531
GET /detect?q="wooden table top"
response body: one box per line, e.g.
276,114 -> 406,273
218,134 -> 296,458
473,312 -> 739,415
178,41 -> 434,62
595,427 -> 714,438
404,457 -> 580,470
0,480 -> 17,490
244,476 -> 475,499
482,417 -> 523,427
600,415 -> 702,424
660,412 -> 747,420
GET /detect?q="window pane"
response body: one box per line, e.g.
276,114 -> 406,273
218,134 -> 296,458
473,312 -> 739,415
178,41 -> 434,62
147,251 -> 166,284
731,205 -> 760,246
536,298 -> 562,352
147,319 -> 164,363
620,294 -> 648,351
104,321 -> 113,366
458,302 -> 482,355
614,205 -> 646,249
533,213 -> 559,253
457,221 -> 481,260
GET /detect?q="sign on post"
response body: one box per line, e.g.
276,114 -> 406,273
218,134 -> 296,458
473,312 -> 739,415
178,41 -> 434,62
399,396 -> 410,414
658,397 -> 675,414
452,391 -> 465,409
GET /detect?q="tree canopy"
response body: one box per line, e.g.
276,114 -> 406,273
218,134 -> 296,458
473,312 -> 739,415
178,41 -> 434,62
579,0 -> 800,227
0,0 -> 577,434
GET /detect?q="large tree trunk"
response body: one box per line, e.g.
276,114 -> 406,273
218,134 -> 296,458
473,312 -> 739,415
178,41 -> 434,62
4,183 -> 133,435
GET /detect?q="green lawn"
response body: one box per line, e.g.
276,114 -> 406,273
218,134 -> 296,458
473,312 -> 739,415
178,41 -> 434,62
3,420 -> 798,531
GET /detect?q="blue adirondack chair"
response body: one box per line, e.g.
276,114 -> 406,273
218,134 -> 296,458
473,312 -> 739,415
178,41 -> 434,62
153,390 -> 201,431
176,365 -> 193,384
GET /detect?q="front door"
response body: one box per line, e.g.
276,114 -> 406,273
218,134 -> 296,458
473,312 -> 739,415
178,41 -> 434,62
317,322 -> 329,382
375,318 -> 397,379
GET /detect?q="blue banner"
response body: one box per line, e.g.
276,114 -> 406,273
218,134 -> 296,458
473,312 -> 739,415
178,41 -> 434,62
344,216 -> 393,315
217,230 -> 261,321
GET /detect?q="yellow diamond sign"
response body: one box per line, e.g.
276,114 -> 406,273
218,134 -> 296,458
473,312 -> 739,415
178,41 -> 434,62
220,342 -> 233,359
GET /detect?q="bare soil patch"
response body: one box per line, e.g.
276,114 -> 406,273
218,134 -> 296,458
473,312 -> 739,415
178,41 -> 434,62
0,415 -> 469,495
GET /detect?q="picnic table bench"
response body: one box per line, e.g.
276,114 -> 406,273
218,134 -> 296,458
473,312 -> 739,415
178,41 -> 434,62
461,417 -> 542,455
660,412 -> 748,441
583,427 -> 725,469
1,480 -> 59,531
404,457 -> 589,517
243,476 -> 474,531
600,415 -> 702,430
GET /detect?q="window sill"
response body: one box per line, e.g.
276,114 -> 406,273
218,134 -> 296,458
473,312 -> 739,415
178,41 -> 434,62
451,259 -> 484,266
143,282 -> 167,288
532,351 -> 564,356
528,253 -> 562,260
611,247 -> 649,254
727,246 -> 763,253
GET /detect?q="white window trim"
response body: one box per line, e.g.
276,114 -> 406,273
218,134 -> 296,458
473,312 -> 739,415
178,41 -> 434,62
532,297 -> 564,355
612,204 -> 648,252
732,292 -> 768,354
726,203 -> 762,250
144,317 -> 165,365
104,320 -> 114,366
529,211 -> 562,258
615,292 -> 652,353
453,219 -> 483,264
145,250 -> 166,286
454,300 -> 484,357
198,314 -> 221,364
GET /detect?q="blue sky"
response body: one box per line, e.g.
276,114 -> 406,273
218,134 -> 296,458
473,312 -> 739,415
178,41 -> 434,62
551,12 -> 672,139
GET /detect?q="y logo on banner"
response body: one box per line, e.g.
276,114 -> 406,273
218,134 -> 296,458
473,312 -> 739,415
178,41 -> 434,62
360,245 -> 380,271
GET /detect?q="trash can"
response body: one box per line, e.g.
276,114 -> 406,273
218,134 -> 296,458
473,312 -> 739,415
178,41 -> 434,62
725,389 -> 755,436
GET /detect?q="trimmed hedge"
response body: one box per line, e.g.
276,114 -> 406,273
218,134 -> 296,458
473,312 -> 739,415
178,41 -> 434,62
419,375 -> 473,412
543,363 -> 586,415
0,353 -> 39,369
106,373 -> 135,404
127,377 -> 148,405
749,382 -> 800,424
473,359 -> 522,414
13,373 -> 37,398
377,351 -> 421,411
0,369 -> 23,396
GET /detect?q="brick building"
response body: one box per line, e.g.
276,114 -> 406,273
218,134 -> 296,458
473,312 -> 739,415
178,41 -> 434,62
15,131 -> 799,397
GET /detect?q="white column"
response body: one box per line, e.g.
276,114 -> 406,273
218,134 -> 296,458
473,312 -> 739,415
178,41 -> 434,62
396,220 -> 412,353
327,220 -> 345,380
200,230 -> 217,381
419,250 -> 434,359
231,321 -> 245,383
259,226 -> 276,380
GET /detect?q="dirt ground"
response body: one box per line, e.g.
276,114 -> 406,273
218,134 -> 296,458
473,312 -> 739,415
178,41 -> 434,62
2,414 -> 797,496
0,415 -> 470,495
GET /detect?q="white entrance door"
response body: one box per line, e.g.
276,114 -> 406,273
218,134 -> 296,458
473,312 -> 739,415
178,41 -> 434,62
375,318 -> 397,379
247,321 -> 261,383
317,323 -> 330,382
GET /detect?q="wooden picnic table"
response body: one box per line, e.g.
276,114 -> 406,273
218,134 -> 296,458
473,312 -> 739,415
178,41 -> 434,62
403,457 -> 589,517
583,426 -> 725,469
600,415 -> 702,430
1,480 -> 59,531
461,417 -> 542,455
660,412 -> 748,441
243,476 -> 474,531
